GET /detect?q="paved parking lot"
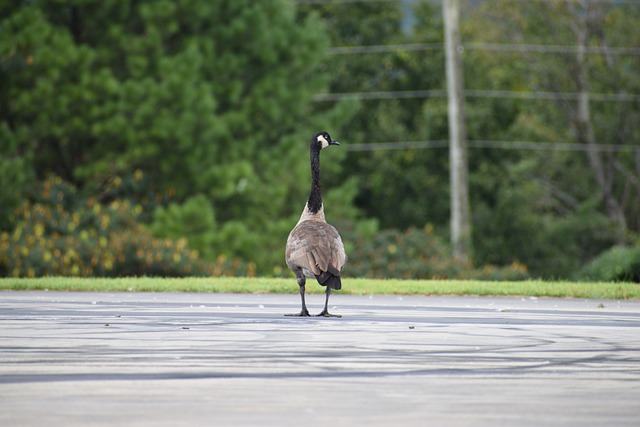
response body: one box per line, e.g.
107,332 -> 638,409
1,291 -> 639,426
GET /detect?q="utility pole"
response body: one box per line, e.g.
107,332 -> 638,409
443,0 -> 471,264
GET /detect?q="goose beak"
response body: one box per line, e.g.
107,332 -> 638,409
330,140 -> 340,146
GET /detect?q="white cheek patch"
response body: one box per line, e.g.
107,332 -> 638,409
317,135 -> 329,149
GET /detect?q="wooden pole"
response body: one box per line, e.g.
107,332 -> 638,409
443,0 -> 471,263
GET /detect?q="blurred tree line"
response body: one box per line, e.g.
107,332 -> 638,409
0,0 -> 638,281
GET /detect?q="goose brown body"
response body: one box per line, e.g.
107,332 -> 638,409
285,131 -> 346,317
286,218 -> 346,290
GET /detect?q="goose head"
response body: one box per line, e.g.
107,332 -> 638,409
312,131 -> 340,150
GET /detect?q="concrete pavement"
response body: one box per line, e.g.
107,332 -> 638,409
1,291 -> 639,426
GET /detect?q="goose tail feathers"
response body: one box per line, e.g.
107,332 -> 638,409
316,265 -> 342,290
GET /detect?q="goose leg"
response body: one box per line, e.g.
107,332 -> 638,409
285,277 -> 310,317
316,286 -> 341,318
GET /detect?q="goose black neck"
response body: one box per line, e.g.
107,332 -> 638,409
307,145 -> 323,214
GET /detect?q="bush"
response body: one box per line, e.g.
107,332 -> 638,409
151,194 -> 219,260
0,124 -> 34,229
344,224 -> 528,280
0,177 -> 255,277
576,245 -> 640,282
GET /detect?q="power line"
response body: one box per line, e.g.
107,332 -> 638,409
296,0 -> 397,4
298,0 -> 640,3
493,0 -> 640,3
314,89 -> 640,102
470,140 -> 640,152
329,43 -> 442,54
328,42 -> 640,55
346,140 -> 449,151
314,90 -> 445,101
465,90 -> 640,102
345,139 -> 640,152
465,43 -> 640,55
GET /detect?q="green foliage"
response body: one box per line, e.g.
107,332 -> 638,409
471,159 -> 623,278
296,0 -> 640,281
151,194 -> 219,260
0,125 -> 33,229
3,0 -> 638,280
463,0 -> 640,276
0,0 -> 363,276
2,0 -> 309,188
576,245 -> 640,283
300,0 -> 451,231
344,225 -> 528,281
0,177 -> 255,277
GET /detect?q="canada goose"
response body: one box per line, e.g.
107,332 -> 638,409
285,131 -> 347,317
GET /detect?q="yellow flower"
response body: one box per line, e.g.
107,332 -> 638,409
247,262 -> 257,277
12,225 -> 23,241
176,238 -> 187,250
34,223 -> 45,238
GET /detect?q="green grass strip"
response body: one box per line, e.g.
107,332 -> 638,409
0,277 -> 638,299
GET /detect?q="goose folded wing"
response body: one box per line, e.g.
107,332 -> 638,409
286,222 -> 346,275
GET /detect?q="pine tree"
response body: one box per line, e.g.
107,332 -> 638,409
0,0 -> 358,273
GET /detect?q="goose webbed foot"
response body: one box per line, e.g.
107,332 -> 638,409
315,309 -> 342,318
285,308 -> 310,317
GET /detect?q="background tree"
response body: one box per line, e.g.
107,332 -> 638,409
299,0 -> 639,278
2,0 -> 638,279
462,0 -> 640,275
0,0 -> 359,274
299,0 -> 451,231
